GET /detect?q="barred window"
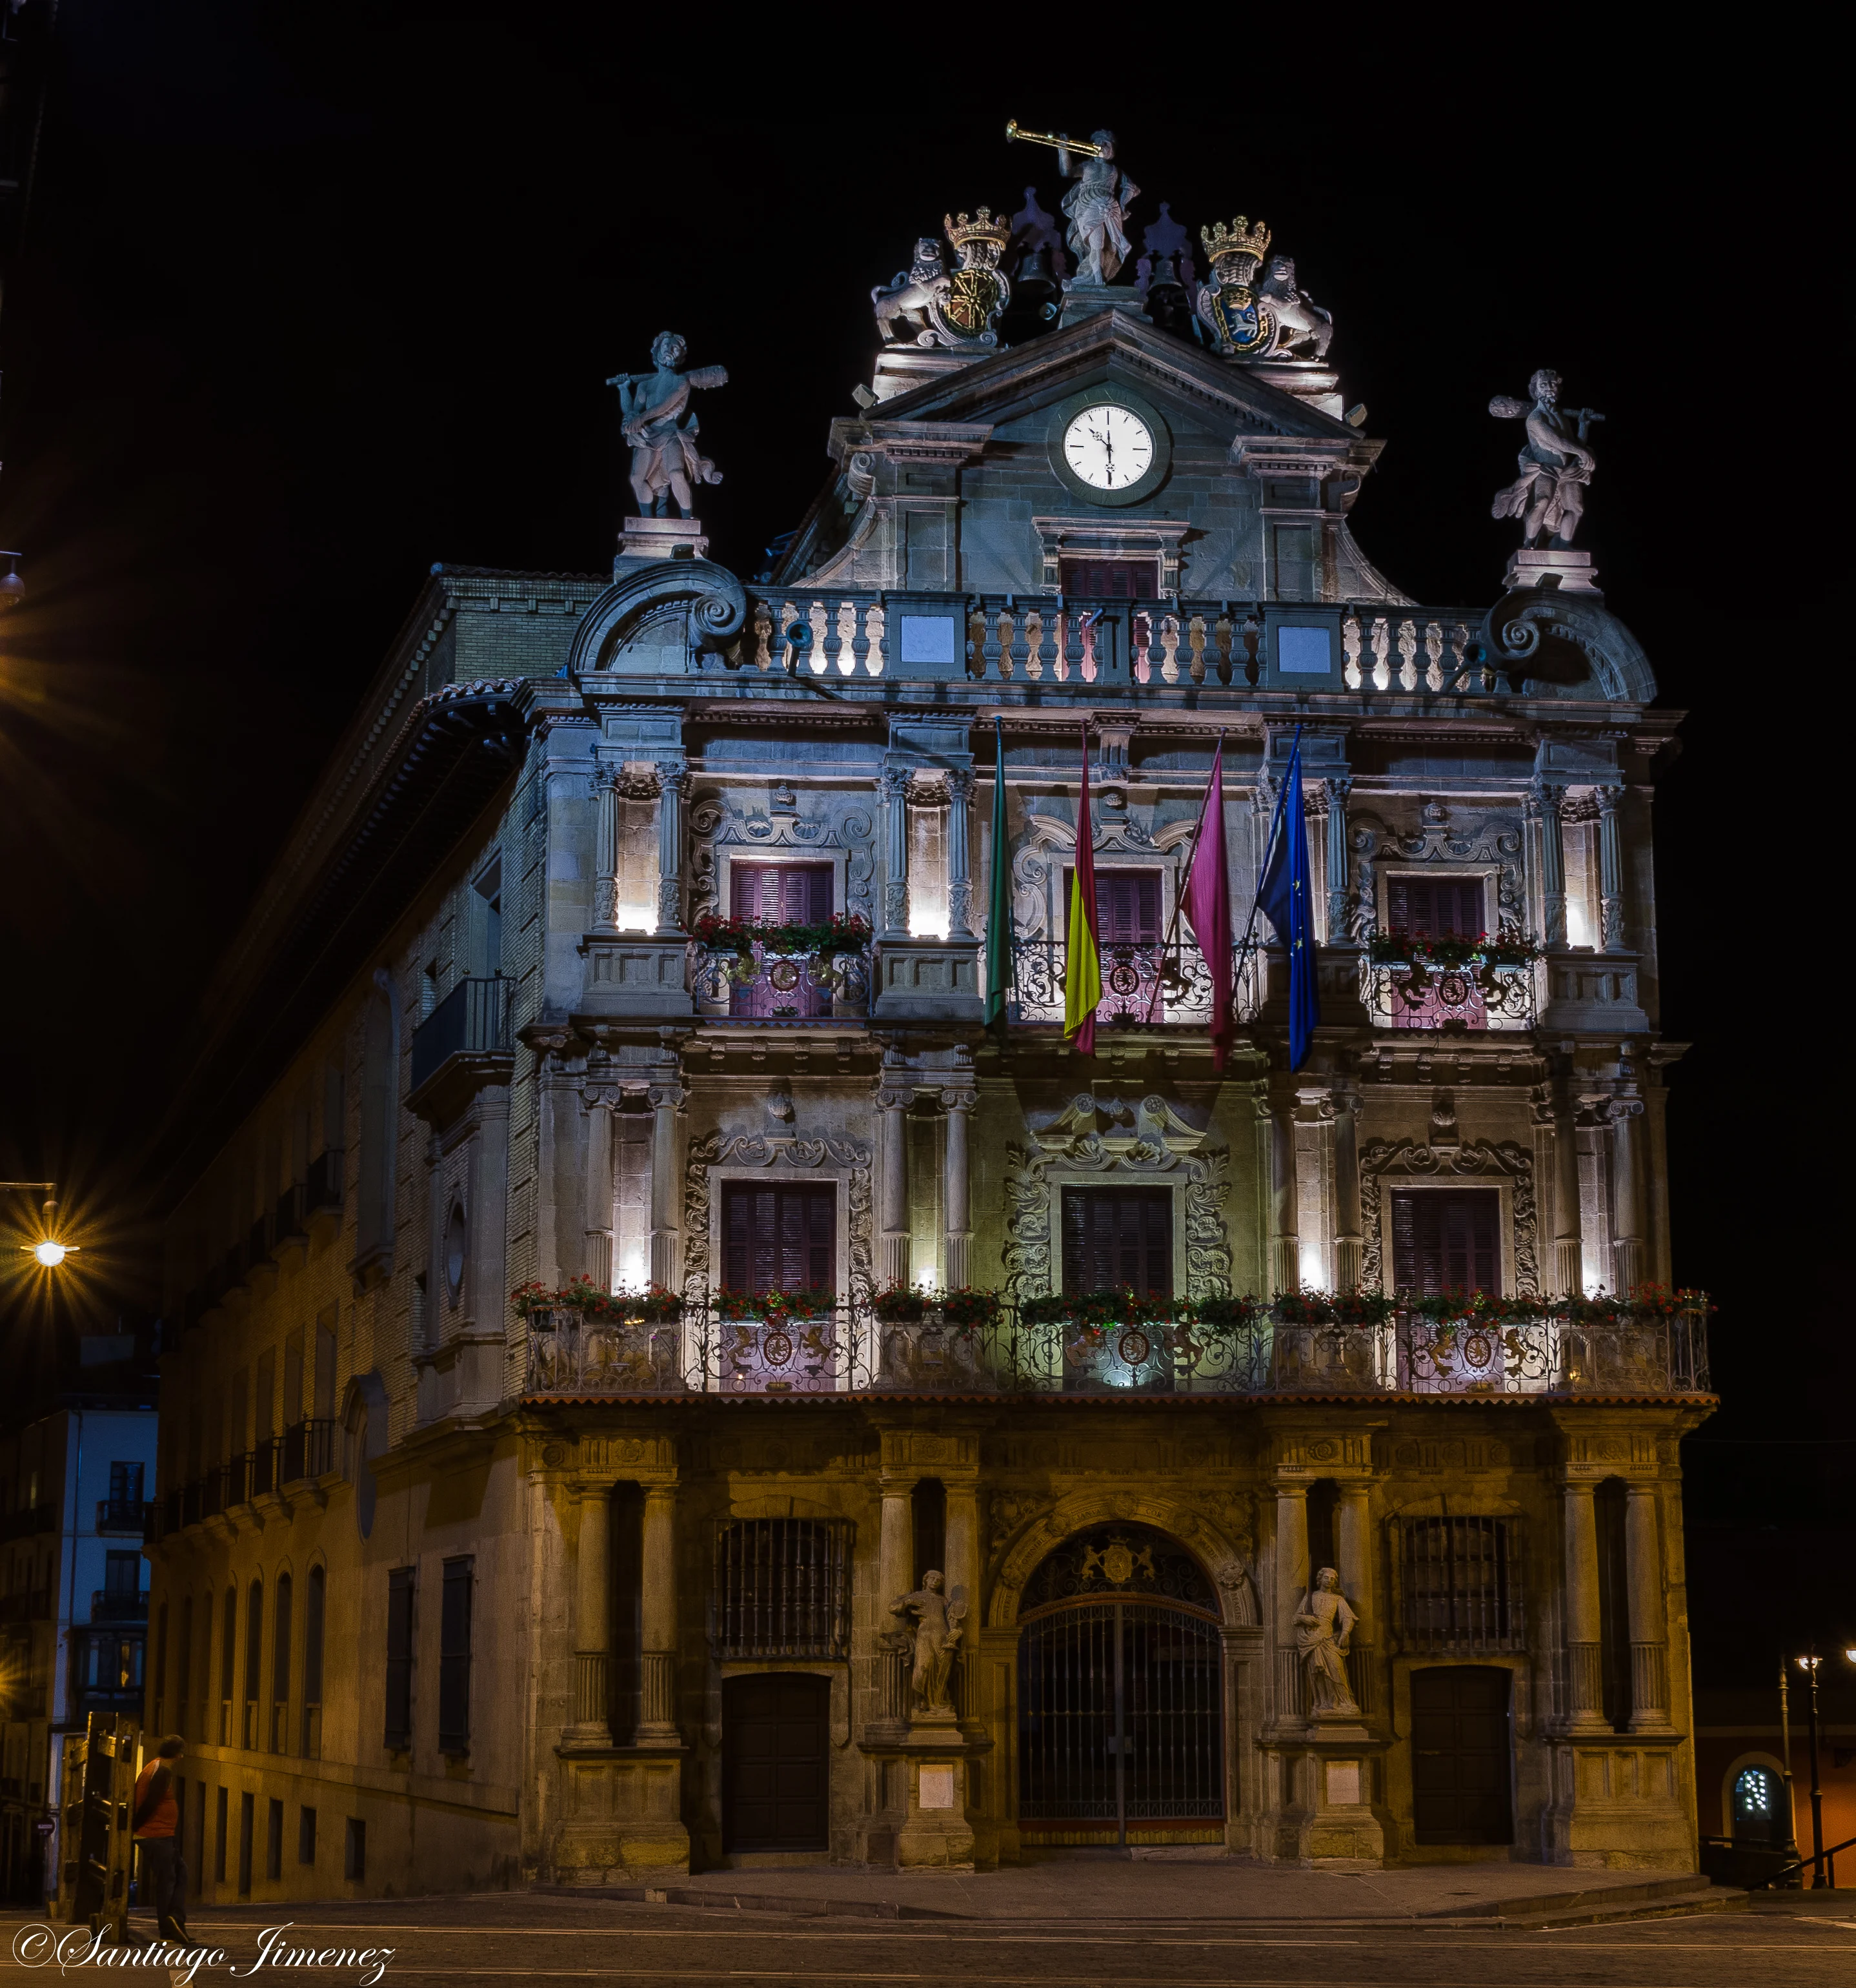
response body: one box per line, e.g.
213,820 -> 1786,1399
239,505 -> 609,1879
1401,1517 -> 1523,1652
712,1519 -> 851,1659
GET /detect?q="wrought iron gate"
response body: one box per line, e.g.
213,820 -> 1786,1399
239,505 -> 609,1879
1018,1599 -> 1225,1845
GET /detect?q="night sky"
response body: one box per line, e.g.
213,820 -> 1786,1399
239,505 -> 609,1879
0,13 -> 1840,1671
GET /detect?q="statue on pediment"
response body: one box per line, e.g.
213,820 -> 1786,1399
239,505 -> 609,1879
1257,255 -> 1333,361
607,331 -> 726,518
1057,130 -> 1139,287
872,239 -> 952,346
1489,369 -> 1605,549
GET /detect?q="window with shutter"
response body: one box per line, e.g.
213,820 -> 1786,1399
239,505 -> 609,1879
1384,877 -> 1492,1031
1061,1186 -> 1173,1298
1060,557 -> 1158,598
722,1182 -> 836,1296
1389,1188 -> 1501,1295
728,863 -> 836,1019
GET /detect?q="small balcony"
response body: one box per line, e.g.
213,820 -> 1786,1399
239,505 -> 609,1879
1007,937 -> 1262,1031
305,1146 -> 344,1219
1364,935 -> 1540,1033
95,1499 -> 150,1536
90,1588 -> 148,1623
273,1181 -> 308,1252
280,1417 -> 336,1483
409,976 -> 513,1119
689,938 -> 873,1023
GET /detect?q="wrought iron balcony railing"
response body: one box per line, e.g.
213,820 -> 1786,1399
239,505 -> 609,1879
410,975 -> 512,1093
1007,938 -> 1263,1030
1364,957 -> 1537,1032
281,1417 -> 336,1484
689,941 -> 873,1022
521,1302 -> 1711,1401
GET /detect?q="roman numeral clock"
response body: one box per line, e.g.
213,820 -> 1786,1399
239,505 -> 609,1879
1047,383 -> 1172,507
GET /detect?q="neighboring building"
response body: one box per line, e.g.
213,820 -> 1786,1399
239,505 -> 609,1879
145,158 -> 1712,1900
0,1339 -> 158,1902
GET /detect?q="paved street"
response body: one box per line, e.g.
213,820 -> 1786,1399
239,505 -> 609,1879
6,1891 -> 1853,1987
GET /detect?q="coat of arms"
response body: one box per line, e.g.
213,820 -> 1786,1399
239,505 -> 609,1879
1195,216 -> 1277,360
930,208 -> 1013,349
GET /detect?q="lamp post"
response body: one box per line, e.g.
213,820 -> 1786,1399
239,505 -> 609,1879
2,1182 -> 74,1268
1779,1656 -> 1800,1867
1795,1653 -> 1828,1888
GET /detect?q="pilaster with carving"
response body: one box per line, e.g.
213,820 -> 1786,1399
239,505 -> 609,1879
1595,784 -> 1625,949
945,767 -> 975,940
653,761 -> 690,935
880,765 -> 911,939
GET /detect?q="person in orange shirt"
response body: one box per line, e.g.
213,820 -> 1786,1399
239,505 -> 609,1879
130,1734 -> 189,1945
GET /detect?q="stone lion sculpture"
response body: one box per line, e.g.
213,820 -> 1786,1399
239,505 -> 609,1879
872,239 -> 952,345
1258,255 -> 1333,361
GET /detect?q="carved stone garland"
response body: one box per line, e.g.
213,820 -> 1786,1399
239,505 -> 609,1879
687,792 -> 877,929
1357,1137 -> 1540,1297
682,1129 -> 876,1309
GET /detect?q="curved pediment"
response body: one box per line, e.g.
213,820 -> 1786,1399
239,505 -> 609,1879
567,559 -> 747,675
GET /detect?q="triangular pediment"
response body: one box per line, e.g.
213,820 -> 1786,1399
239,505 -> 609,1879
864,307 -> 1353,444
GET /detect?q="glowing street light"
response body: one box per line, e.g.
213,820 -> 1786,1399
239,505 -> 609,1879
3,1182 -> 74,1268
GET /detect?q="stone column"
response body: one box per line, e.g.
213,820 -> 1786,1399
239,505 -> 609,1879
653,764 -> 689,937
1531,780 -> 1567,949
1323,776 -> 1352,944
636,1485 -> 680,1746
880,766 -> 911,940
1609,1101 -> 1643,1295
565,1485 -> 612,1746
647,1082 -> 683,1292
592,767 -> 620,936
1269,1098 -> 1300,1297
1561,1482 -> 1609,1732
946,768 -> 975,941
1554,1090 -> 1585,1300
945,1478 -> 979,1718
1275,1483 -> 1309,1719
878,1476 -> 914,1725
1331,1090 -> 1363,1293
584,1104 -> 614,1293
1337,1483 -> 1373,1716
1625,1485 -> 1671,1730
942,1090 -> 973,1292
878,1086 -> 911,1289
1596,785 -> 1625,950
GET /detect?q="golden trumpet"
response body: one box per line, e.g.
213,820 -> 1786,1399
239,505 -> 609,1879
1005,120 -> 1105,159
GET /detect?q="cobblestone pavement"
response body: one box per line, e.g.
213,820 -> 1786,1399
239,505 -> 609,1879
6,1892 -> 1855,1987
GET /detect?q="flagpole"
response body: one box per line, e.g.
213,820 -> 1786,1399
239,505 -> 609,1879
1143,727 -> 1227,1025
1230,722 -> 1304,1013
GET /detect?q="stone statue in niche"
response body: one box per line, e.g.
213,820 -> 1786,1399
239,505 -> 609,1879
889,1569 -> 967,1716
1057,130 -> 1138,287
872,238 -> 952,345
1294,1567 -> 1362,1718
1489,368 -> 1605,549
607,331 -> 727,518
1256,255 -> 1334,361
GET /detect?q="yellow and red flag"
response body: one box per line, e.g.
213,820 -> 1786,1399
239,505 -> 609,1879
1064,723 -> 1102,1053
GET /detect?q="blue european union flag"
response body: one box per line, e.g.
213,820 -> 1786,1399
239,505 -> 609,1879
1258,736 -> 1320,1070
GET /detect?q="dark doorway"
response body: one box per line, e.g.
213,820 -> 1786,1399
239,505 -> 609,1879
722,1672 -> 831,1852
1409,1666 -> 1514,1843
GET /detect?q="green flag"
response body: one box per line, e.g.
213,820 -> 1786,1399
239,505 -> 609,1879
985,717 -> 1014,1032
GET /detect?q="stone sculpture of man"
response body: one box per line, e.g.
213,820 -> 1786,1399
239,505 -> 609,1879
889,1568 -> 967,1714
1057,131 -> 1138,287
1294,1566 -> 1362,1718
607,331 -> 727,518
1489,368 -> 1604,549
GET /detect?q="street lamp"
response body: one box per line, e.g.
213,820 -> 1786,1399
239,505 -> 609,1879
2,1183 -> 74,1268
1794,1654 -> 1830,1889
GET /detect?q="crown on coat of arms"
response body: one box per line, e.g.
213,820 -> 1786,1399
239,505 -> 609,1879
945,207 -> 1012,254
1202,216 -> 1272,265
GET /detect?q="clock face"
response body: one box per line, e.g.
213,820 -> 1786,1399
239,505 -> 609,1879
1062,404 -> 1155,492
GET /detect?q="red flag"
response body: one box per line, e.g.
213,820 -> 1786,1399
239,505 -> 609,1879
1181,738 -> 1232,1070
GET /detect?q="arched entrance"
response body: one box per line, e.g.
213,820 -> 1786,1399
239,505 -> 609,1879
1017,1523 -> 1224,1847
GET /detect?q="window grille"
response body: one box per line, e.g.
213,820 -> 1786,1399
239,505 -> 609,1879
1400,1517 -> 1524,1653
712,1518 -> 851,1658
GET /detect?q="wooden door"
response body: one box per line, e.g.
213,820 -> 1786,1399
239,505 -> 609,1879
1410,1665 -> 1513,1843
722,1672 -> 831,1852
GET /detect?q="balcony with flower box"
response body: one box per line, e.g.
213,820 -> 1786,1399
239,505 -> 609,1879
518,1282 -> 1713,1401
688,913 -> 873,1025
1364,929 -> 1541,1032
1007,937 -> 1262,1032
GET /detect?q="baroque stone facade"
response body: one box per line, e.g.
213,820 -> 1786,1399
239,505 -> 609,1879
143,168 -> 1707,1900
